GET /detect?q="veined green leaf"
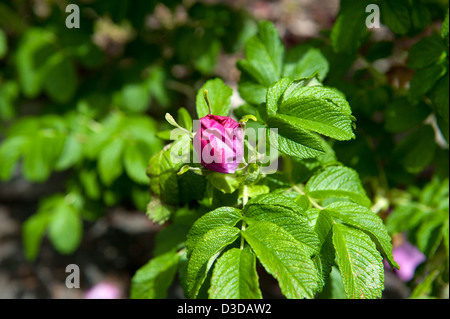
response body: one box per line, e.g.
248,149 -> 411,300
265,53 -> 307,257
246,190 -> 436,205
146,196 -> 173,225
281,76 -> 323,99
265,76 -> 323,119
244,192 -> 304,212
325,201 -> 398,269
266,77 -> 292,116
265,83 -> 355,141
305,166 -> 371,207
242,221 -> 320,299
186,207 -> 242,258
280,86 -> 352,116
267,130 -> 322,160
317,266 -> 346,299
305,207 -> 321,227
266,115 -> 325,159
196,78 -> 233,118
276,113 -> 354,141
332,223 -> 384,299
147,142 -> 183,205
131,251 -> 180,299
244,193 -> 319,255
209,247 -> 262,299
187,226 -> 240,298
314,210 -> 335,286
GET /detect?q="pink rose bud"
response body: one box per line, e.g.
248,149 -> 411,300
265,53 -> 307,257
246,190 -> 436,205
193,114 -> 244,174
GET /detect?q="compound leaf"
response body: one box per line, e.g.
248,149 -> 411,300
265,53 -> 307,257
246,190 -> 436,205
325,201 -> 398,269
332,223 -> 384,299
209,247 -> 262,299
266,115 -> 325,159
131,251 -> 180,299
244,193 -> 319,255
305,166 -> 371,207
242,221 -> 320,299
186,207 -> 242,258
186,225 -> 240,298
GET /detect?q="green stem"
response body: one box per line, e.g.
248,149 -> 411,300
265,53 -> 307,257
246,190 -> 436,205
292,185 -> 324,210
242,184 -> 249,206
309,197 -> 324,210
240,185 -> 248,250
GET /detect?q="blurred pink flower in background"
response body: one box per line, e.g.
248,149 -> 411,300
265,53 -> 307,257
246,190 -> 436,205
84,282 -> 121,299
387,238 -> 426,282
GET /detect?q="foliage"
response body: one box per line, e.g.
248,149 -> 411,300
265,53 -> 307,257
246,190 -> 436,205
1,0 -> 254,256
0,0 -> 448,299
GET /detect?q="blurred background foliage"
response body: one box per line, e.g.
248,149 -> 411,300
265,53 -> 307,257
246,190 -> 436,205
0,0 -> 258,260
0,0 -> 448,298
